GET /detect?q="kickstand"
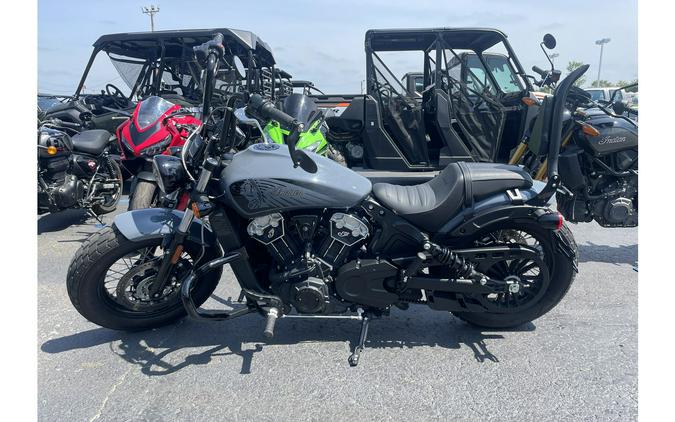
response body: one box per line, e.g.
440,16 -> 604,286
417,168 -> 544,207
348,313 -> 371,367
87,208 -> 105,226
236,290 -> 246,303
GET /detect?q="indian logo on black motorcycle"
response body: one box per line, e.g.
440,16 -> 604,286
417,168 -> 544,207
598,136 -> 627,145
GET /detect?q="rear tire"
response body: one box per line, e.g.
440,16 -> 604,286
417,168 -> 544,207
67,225 -> 222,331
451,222 -> 577,328
128,179 -> 158,211
91,159 -> 123,215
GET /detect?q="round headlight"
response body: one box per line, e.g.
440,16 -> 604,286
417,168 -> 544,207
152,155 -> 186,194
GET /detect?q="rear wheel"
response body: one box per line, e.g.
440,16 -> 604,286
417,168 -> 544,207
447,222 -> 577,328
67,225 -> 222,331
91,158 -> 123,215
128,179 -> 158,210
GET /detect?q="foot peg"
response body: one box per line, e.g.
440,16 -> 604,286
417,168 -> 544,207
348,313 -> 371,367
263,307 -> 280,339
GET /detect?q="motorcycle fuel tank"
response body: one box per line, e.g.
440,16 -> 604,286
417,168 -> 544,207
221,143 -> 373,218
581,111 -> 638,156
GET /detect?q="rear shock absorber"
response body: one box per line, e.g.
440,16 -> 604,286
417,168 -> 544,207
427,242 -> 479,279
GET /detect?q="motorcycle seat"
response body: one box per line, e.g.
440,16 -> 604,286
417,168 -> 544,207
371,162 -> 533,232
71,130 -> 111,155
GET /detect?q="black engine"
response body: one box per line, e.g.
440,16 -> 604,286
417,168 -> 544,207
247,211 -> 371,314
557,145 -> 638,227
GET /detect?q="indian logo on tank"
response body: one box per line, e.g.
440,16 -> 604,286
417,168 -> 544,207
598,136 -> 627,145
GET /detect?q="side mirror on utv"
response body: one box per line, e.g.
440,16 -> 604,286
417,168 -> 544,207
543,34 -> 557,50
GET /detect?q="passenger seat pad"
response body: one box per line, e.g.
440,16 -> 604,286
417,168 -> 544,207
71,130 -> 111,155
371,162 -> 533,233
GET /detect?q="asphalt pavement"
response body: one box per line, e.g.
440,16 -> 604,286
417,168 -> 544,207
38,197 -> 637,421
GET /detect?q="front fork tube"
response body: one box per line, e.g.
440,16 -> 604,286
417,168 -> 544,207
534,128 -> 574,181
148,160 -> 216,297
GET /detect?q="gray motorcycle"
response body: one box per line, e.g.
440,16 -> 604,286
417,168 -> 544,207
66,36 -> 579,366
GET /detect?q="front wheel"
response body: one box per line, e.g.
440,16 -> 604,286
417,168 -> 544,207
128,179 -> 158,210
448,222 -> 578,328
66,225 -> 222,331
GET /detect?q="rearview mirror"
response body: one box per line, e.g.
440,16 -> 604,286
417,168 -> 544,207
292,149 -> 318,174
232,56 -> 246,80
234,107 -> 257,126
612,101 -> 626,115
234,107 -> 273,144
543,34 -> 557,49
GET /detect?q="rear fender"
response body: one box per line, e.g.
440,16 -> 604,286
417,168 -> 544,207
112,208 -> 218,248
435,182 -> 556,239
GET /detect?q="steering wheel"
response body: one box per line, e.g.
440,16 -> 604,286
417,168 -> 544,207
105,83 -> 127,107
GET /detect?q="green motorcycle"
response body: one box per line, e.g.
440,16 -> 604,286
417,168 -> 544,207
262,93 -> 345,164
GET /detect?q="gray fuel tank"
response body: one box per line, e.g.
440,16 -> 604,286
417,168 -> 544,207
221,143 -> 372,218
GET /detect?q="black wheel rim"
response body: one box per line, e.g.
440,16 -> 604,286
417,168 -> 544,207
472,228 -> 552,313
98,243 -> 199,317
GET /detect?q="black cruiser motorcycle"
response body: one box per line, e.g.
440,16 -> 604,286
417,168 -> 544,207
38,119 -> 123,217
67,36 -> 579,366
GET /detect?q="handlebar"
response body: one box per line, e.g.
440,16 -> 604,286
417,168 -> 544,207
246,94 -> 301,131
193,33 -> 224,65
532,65 -> 547,78
245,94 -> 313,171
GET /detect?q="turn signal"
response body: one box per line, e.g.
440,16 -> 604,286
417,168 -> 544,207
191,202 -> 201,218
521,97 -> 537,106
581,123 -> 600,137
47,146 -> 58,155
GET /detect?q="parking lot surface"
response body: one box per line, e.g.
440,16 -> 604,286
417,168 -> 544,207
38,198 -> 637,421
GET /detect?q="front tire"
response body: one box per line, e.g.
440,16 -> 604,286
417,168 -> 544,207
451,222 -> 577,328
128,179 -> 158,210
67,225 -> 222,331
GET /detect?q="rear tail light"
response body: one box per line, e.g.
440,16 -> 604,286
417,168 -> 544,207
538,211 -> 564,231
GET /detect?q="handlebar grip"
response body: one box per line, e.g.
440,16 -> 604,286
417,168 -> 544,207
263,307 -> 279,339
247,94 -> 299,130
532,65 -> 547,78
193,33 -> 225,63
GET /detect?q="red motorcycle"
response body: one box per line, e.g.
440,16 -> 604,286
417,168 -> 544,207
116,96 -> 200,209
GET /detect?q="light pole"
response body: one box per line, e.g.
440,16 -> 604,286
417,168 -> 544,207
142,5 -> 160,31
595,38 -> 611,87
549,53 -> 559,67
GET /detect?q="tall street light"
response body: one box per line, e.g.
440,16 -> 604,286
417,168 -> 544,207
142,5 -> 160,32
595,38 -> 611,87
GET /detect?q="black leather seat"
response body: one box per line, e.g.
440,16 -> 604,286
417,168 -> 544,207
372,162 -> 533,232
71,130 -> 111,155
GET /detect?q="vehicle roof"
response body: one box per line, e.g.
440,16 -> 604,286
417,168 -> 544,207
365,28 -> 508,52
93,28 -> 275,66
584,87 -> 623,91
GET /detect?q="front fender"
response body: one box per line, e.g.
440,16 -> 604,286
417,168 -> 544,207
112,208 -> 218,247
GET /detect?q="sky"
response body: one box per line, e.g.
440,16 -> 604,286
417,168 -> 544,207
38,0 -> 638,95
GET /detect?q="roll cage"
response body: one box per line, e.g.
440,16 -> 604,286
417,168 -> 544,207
361,28 -> 533,170
74,28 -> 279,103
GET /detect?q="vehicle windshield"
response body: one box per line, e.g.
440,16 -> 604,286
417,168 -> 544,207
109,54 -> 145,92
587,90 -> 605,101
136,96 -> 175,129
463,54 -> 523,94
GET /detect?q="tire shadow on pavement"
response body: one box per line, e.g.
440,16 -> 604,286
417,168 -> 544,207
37,209 -> 91,234
41,300 -> 534,375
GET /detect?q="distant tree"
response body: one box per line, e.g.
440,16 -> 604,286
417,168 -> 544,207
566,61 -> 587,87
590,80 -> 612,88
625,79 -> 638,92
